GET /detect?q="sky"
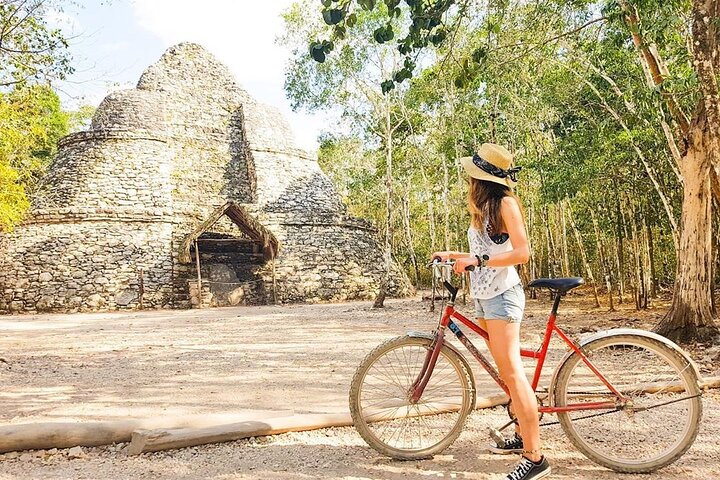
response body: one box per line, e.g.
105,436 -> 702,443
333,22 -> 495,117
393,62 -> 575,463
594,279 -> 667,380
50,0 -> 326,152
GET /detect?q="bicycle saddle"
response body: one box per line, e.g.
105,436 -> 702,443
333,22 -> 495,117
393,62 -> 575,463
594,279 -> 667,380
528,277 -> 584,293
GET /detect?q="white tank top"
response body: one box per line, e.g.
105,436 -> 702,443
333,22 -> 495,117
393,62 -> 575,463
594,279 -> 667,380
468,220 -> 521,299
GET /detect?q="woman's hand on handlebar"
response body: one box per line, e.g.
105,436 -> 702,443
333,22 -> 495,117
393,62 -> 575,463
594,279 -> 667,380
430,251 -> 469,263
430,251 -> 452,262
453,256 -> 478,274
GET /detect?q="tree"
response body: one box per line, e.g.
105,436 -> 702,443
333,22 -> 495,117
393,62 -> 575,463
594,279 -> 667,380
0,84 -> 80,231
613,0 -> 720,341
0,1 -> 92,232
281,0 -> 413,306
0,0 -> 74,87
313,0 -> 720,342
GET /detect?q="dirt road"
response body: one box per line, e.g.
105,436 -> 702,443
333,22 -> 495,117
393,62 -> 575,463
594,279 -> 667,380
0,292 -> 718,479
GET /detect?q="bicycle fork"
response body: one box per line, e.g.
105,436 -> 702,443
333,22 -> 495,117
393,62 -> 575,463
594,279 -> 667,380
409,319 -> 510,403
408,327 -> 446,403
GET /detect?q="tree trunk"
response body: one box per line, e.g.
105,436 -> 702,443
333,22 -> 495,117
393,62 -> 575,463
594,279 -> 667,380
713,198 -> 719,316
645,214 -> 658,298
628,201 -> 645,309
567,206 -> 600,308
527,203 -> 538,299
615,193 -> 626,304
560,201 -> 571,277
441,157 -> 451,251
543,205 -> 558,277
655,108 -> 720,342
591,210 -> 614,311
374,108 -> 394,308
401,182 -> 419,285
420,168 -> 437,254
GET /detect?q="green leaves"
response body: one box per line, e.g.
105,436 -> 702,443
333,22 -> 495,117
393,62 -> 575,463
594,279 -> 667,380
472,45 -> 487,64
322,8 -> 346,25
358,0 -> 376,10
309,40 -> 335,63
0,84 -> 82,231
430,27 -> 448,46
0,0 -> 74,86
373,24 -> 395,43
381,79 -> 396,94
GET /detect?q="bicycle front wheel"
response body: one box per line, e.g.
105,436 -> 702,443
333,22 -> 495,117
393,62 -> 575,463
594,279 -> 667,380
553,333 -> 702,473
349,335 -> 476,460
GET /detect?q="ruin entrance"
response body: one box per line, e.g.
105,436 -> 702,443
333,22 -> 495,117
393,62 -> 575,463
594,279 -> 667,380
194,232 -> 266,305
179,202 -> 280,307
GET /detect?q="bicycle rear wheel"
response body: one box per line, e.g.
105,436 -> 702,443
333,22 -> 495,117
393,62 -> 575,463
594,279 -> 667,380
553,334 -> 702,473
349,335 -> 475,460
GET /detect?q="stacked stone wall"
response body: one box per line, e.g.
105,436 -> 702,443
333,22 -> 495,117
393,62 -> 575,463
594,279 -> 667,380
0,219 -> 173,312
33,133 -> 172,211
256,212 -> 411,303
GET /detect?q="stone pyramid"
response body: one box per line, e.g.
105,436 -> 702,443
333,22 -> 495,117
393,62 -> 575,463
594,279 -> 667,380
0,43 -> 411,312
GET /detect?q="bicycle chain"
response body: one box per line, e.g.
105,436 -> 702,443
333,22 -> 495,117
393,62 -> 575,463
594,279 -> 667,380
539,392 -> 704,427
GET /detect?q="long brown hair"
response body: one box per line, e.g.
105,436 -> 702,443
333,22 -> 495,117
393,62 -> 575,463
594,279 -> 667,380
467,178 -> 522,233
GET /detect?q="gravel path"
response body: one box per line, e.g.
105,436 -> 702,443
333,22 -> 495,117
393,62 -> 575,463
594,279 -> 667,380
1,391 -> 718,479
0,292 -> 718,478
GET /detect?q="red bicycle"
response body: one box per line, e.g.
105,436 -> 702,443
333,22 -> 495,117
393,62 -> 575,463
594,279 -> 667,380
349,262 -> 703,473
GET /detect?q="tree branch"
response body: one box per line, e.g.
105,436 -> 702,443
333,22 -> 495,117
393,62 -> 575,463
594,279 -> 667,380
690,0 -> 720,134
617,0 -> 691,135
574,70 -> 680,249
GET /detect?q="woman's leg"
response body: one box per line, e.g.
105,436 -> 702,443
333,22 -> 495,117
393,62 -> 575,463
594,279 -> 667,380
485,320 -> 540,461
479,317 -> 523,439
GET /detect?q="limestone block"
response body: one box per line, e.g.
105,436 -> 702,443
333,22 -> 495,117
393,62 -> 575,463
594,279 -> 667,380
9,301 -> 24,312
38,272 -> 53,282
115,290 -> 137,307
86,294 -> 104,308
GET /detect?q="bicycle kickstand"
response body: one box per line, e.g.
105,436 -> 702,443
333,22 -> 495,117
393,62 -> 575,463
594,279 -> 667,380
489,418 -> 518,446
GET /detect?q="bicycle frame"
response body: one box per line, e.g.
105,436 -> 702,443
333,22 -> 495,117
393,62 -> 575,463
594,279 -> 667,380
410,280 -> 627,414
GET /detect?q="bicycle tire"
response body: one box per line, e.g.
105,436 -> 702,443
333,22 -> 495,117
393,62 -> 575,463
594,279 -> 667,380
349,335 -> 476,460
553,333 -> 702,473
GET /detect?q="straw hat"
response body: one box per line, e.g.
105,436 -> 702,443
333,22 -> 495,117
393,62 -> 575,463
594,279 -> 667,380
459,143 -> 521,188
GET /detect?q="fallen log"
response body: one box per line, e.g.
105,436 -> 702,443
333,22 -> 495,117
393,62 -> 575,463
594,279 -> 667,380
129,393 -> 510,455
129,412 -> 351,455
702,377 -> 720,390
0,410 -> 291,454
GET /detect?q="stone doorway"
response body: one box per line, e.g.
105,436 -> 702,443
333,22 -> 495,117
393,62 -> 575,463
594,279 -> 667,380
179,202 -> 280,307
194,232 -> 267,305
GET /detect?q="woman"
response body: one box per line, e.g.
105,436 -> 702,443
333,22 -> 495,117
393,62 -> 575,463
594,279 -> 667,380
432,143 -> 550,480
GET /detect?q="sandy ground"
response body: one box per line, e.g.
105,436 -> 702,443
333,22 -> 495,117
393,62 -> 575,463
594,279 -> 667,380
0,290 -> 718,479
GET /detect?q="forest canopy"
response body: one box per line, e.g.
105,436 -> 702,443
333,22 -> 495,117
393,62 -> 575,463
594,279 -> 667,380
281,0 -> 720,341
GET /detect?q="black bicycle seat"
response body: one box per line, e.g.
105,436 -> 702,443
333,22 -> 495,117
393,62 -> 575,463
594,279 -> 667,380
528,277 -> 584,293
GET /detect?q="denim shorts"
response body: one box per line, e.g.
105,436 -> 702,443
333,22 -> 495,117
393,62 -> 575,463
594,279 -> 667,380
473,283 -> 525,323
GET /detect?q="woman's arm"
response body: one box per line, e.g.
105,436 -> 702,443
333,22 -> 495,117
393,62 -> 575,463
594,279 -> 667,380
485,196 -> 530,267
430,251 -> 472,261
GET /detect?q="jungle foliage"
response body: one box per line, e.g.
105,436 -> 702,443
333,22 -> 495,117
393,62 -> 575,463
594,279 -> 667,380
0,1 -> 91,231
282,0 -> 720,341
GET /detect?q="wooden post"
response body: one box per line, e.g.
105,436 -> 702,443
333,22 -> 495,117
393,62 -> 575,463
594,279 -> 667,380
271,259 -> 278,304
194,239 -> 203,309
138,268 -> 145,310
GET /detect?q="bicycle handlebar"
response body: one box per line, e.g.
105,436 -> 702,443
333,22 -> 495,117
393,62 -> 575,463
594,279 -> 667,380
428,257 -> 487,272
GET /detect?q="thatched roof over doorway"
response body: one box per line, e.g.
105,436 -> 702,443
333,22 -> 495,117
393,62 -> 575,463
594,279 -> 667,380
178,202 -> 280,264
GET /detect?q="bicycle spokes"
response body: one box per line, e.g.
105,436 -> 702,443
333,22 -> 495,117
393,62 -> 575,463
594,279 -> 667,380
554,336 -> 702,472
349,336 -> 475,459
